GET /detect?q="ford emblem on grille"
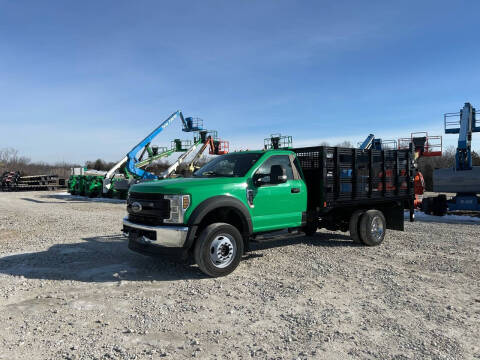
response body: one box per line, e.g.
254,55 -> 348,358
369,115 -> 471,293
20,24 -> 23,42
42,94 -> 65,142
131,202 -> 142,213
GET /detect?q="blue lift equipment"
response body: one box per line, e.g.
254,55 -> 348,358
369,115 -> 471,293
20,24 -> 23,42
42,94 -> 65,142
358,134 -> 397,150
103,110 -> 203,193
428,102 -> 480,213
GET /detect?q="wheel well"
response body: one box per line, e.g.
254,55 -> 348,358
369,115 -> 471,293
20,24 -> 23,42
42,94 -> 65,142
195,207 -> 248,246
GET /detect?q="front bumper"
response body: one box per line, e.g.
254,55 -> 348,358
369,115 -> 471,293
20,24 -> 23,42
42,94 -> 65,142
122,217 -> 189,248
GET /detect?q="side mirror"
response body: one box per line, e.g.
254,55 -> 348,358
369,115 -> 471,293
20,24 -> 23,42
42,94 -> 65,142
270,165 -> 287,184
253,173 -> 270,186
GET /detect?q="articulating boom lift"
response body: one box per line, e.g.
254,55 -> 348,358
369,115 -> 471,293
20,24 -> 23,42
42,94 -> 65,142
186,131 -> 230,173
103,110 -> 203,194
398,132 -> 442,159
397,132 -> 442,208
264,134 -> 293,150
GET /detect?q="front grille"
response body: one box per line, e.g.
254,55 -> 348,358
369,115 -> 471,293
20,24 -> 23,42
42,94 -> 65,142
129,192 -> 166,200
127,192 -> 170,226
127,214 -> 164,227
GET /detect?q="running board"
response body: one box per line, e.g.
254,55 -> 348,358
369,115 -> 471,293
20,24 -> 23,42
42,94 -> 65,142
251,228 -> 303,242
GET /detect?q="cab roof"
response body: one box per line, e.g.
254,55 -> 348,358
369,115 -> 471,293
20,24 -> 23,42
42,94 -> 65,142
231,148 -> 294,155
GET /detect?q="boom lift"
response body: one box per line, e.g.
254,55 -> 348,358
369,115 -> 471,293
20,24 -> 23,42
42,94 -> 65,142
134,146 -> 172,169
105,139 -> 195,198
264,134 -> 293,150
158,139 -> 203,179
103,110 -> 203,194
114,131 -> 229,190
425,102 -> 480,214
397,132 -> 443,208
186,131 -> 230,173
398,132 -> 442,159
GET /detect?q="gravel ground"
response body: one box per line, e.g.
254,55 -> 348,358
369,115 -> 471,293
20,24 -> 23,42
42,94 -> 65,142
0,191 -> 479,360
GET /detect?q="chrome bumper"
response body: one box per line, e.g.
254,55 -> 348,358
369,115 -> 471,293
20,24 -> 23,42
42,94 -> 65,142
122,217 -> 188,248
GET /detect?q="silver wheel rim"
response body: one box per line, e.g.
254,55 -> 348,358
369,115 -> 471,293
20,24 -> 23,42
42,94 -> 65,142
210,234 -> 236,268
371,216 -> 384,242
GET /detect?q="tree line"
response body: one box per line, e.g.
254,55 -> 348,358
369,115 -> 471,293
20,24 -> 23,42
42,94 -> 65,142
0,148 -> 210,179
2,146 -> 479,189
0,148 -> 79,179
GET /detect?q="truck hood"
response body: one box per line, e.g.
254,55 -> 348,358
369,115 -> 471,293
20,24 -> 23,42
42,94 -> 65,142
129,177 -> 245,194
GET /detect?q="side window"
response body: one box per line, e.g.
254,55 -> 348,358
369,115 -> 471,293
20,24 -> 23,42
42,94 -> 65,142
256,155 -> 294,180
292,157 -> 302,180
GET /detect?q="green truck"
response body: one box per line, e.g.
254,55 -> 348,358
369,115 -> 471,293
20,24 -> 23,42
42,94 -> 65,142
123,146 -> 414,277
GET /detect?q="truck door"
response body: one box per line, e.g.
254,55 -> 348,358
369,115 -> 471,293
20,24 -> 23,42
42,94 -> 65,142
250,154 -> 307,232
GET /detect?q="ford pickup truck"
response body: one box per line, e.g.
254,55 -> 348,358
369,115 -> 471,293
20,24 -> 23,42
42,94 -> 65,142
122,146 -> 414,277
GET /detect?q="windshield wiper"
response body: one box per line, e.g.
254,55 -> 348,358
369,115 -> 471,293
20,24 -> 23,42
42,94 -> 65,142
199,171 -> 235,177
200,171 -> 220,177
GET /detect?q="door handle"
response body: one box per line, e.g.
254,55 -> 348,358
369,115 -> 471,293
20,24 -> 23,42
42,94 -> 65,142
291,187 -> 300,193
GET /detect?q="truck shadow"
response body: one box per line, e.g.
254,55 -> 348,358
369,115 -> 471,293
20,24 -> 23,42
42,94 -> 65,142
0,232 -> 356,283
20,197 -> 91,204
40,194 -> 125,204
0,235 -> 204,283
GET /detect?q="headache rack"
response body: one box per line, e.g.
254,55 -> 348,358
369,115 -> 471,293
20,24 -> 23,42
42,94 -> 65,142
293,146 -> 414,209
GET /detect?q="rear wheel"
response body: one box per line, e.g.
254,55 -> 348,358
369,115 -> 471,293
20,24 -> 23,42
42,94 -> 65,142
349,210 -> 364,243
359,210 -> 386,246
194,223 -> 244,277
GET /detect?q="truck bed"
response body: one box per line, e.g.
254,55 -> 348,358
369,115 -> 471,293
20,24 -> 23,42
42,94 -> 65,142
293,146 -> 414,210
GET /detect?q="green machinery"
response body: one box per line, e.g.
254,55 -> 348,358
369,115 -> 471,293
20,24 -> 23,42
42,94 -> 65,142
68,140 -> 192,198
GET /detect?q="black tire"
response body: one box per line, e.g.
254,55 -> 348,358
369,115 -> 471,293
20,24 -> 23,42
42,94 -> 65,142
433,195 -> 448,216
303,220 -> 318,236
422,197 -> 432,215
194,223 -> 244,277
349,210 -> 364,243
359,210 -> 386,246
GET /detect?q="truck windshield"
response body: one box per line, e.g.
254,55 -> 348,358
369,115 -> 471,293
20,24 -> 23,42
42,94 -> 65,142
194,153 -> 262,178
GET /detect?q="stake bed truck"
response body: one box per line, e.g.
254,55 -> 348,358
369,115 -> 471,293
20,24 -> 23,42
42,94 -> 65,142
123,146 -> 414,276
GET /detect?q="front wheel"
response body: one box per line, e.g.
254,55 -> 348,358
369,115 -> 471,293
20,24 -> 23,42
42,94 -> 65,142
194,223 -> 244,277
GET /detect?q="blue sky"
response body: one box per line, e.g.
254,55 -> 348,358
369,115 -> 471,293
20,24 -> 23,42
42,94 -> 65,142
1,0 -> 479,164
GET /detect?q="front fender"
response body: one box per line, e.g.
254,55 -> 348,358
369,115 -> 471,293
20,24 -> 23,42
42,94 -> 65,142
184,195 -> 253,250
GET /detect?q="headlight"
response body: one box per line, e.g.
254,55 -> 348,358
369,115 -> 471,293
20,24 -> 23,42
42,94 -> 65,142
164,194 -> 191,224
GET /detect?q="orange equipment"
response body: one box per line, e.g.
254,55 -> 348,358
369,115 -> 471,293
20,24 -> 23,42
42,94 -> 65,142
398,131 -> 442,208
413,172 -> 425,208
398,132 -> 442,159
208,137 -> 229,155
187,132 -> 229,173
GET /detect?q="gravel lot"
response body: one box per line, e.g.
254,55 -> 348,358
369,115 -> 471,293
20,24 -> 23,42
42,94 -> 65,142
0,191 -> 479,360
